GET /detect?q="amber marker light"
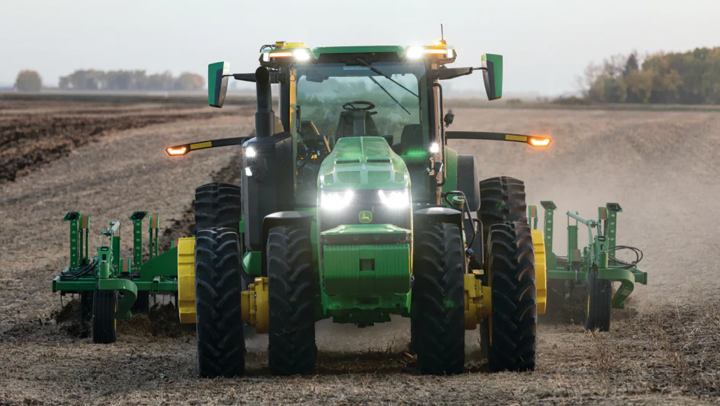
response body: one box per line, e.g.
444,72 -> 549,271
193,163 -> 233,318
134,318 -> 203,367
528,137 -> 552,148
166,146 -> 188,156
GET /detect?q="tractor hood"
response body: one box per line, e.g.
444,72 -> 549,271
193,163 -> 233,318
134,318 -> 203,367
318,137 -> 409,191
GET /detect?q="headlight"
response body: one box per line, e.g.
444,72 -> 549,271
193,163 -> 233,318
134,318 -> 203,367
321,190 -> 354,211
378,189 -> 410,209
245,146 -> 257,158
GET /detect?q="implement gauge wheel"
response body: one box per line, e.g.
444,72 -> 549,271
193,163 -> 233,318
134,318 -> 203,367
479,176 -> 527,246
92,285 -> 118,344
195,227 -> 245,378
487,221 -> 537,372
267,225 -> 317,375
585,271 -> 612,331
80,291 -> 93,338
412,222 -> 465,375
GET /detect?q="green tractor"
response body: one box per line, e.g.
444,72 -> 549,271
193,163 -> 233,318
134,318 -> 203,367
165,40 -> 554,376
52,39 -> 650,377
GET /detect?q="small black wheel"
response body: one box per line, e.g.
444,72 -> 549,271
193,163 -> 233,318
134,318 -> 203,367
487,221 -> 537,372
131,291 -> 150,314
268,225 -> 317,375
79,291 -> 93,338
411,222 -> 465,375
195,227 -> 245,378
585,271 -> 612,331
92,285 -> 118,344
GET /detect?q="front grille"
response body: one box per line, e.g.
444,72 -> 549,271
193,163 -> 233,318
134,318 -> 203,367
319,189 -> 411,232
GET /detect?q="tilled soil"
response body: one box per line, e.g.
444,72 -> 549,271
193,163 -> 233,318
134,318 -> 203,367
1,102 -> 719,405
0,101 -> 236,182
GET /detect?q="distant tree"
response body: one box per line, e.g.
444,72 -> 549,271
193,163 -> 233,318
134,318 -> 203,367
14,70 -> 42,92
146,72 -> 174,90
583,47 -> 720,105
173,72 -> 205,91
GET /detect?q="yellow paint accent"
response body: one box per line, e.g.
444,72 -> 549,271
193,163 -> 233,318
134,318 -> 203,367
464,274 -> 492,329
505,134 -> 528,142
190,141 -> 212,150
177,237 -> 196,323
241,277 -> 269,334
531,229 -> 547,314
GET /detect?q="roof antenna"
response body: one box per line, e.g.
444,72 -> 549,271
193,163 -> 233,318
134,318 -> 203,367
440,24 -> 446,45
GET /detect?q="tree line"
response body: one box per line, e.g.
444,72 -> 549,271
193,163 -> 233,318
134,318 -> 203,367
12,69 -> 205,92
583,47 -> 720,104
59,70 -> 204,91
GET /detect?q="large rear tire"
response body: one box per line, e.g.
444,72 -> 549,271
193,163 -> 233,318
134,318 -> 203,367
195,228 -> 245,378
194,183 -> 242,234
479,176 -> 527,245
92,285 -> 117,344
267,225 -> 317,375
412,223 -> 465,375
585,272 -> 612,331
487,221 -> 537,372
194,182 -> 250,289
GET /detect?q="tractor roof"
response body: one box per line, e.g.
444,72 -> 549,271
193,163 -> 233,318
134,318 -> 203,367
260,41 -> 456,65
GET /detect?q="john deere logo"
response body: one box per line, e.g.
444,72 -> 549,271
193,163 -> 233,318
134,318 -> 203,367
359,211 -> 373,223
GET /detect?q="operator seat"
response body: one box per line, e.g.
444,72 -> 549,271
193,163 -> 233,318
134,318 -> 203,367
334,110 -> 380,141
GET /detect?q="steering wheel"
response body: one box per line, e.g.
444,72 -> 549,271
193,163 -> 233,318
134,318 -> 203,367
343,101 -> 376,111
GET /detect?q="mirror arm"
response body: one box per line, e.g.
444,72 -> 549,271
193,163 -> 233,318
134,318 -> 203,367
446,131 -> 551,147
166,137 -> 250,156
231,73 -> 280,83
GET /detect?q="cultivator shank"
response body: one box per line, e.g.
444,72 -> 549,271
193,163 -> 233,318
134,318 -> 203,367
530,201 -> 648,330
52,211 -> 179,342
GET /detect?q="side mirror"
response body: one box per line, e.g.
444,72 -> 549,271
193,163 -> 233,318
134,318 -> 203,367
482,54 -> 503,100
208,61 -> 230,108
443,111 -> 455,128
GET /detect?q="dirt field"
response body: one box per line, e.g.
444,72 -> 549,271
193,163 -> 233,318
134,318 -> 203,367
1,100 -> 719,405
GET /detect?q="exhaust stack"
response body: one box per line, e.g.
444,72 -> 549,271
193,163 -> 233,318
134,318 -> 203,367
255,67 -> 273,139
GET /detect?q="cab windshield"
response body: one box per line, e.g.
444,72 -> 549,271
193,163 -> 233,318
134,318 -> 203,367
290,62 -> 426,145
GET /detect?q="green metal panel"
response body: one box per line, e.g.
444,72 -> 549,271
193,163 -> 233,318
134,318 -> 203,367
318,137 -> 409,191
312,45 -> 406,58
374,245 -> 411,293
322,244 -> 410,296
98,278 -> 137,319
243,251 -> 262,276
441,147 -> 458,196
139,247 -> 178,279
324,246 -> 360,295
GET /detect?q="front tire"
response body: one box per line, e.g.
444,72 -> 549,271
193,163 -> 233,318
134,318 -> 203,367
412,223 -> 465,375
195,227 -> 245,378
487,221 -> 537,372
585,272 -> 612,331
267,225 -> 317,375
92,285 -> 117,344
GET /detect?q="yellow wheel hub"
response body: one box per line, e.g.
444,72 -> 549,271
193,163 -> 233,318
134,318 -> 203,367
177,237 -> 196,323
531,229 -> 548,315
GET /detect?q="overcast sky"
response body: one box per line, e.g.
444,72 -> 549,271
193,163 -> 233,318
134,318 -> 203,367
2,0 -> 718,95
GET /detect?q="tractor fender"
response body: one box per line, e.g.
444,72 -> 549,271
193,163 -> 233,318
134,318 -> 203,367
413,207 -> 463,232
261,211 -> 314,273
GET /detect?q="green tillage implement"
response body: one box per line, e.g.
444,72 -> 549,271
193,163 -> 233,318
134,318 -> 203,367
528,201 -> 647,331
52,211 -> 178,343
